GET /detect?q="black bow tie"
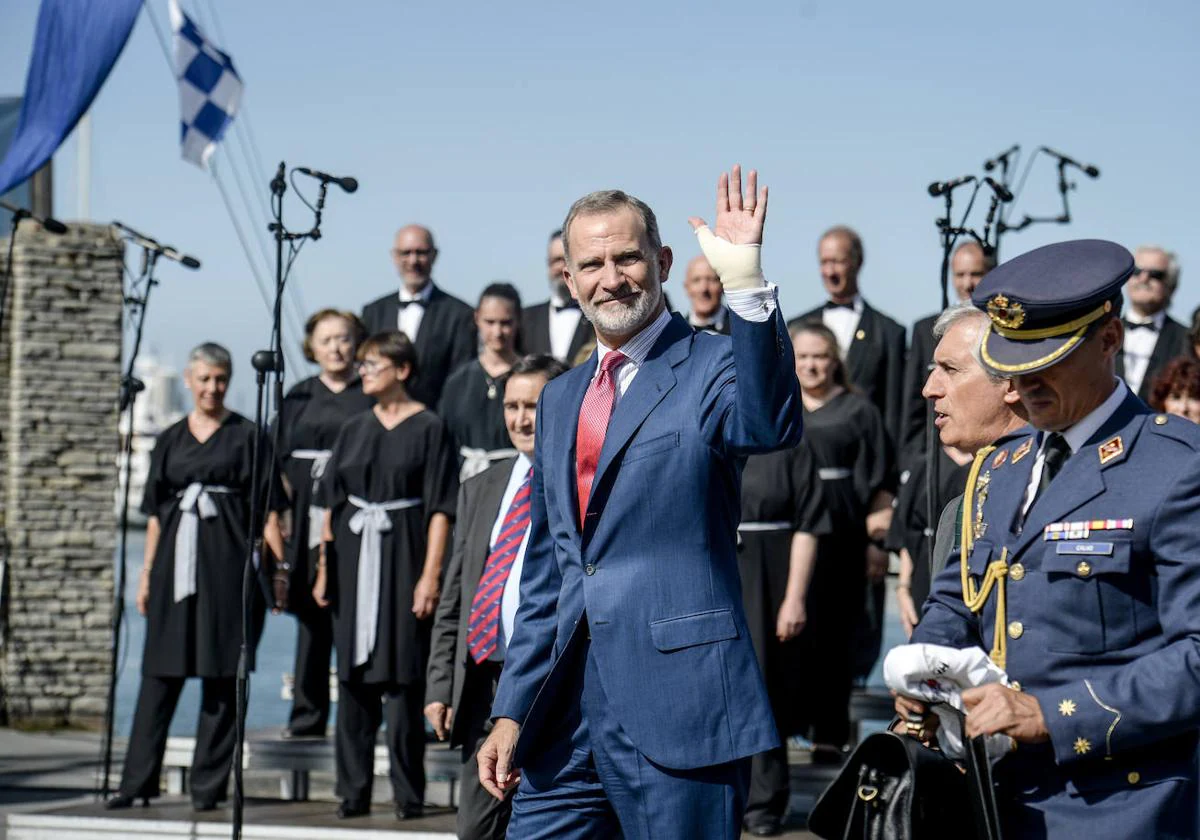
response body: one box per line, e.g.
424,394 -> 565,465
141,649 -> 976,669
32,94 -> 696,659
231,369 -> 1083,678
825,301 -> 855,311
398,298 -> 426,309
1122,318 -> 1156,332
553,300 -> 580,313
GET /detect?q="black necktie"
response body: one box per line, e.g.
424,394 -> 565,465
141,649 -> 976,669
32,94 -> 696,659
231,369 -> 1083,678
1035,433 -> 1071,501
398,298 -> 426,310
553,300 -> 579,313
825,301 -> 854,311
1122,318 -> 1156,332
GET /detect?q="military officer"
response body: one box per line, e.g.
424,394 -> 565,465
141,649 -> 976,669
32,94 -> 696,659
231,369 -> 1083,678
898,239 -> 1200,840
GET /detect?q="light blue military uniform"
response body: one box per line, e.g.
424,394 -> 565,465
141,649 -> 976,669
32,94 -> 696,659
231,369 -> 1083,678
914,239 -> 1200,839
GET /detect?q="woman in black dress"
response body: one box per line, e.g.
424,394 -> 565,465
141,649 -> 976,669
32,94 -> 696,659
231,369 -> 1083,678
790,321 -> 896,759
107,343 -> 285,811
313,330 -> 457,820
278,309 -> 373,738
438,283 -> 522,481
738,443 -> 830,836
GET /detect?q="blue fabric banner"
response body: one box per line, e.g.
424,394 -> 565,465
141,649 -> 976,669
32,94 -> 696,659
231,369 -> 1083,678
0,0 -> 142,196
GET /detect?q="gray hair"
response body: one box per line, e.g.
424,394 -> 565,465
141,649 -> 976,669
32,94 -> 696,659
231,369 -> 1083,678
187,342 -> 233,376
1134,244 -> 1181,291
933,303 -> 1004,382
561,190 -> 661,264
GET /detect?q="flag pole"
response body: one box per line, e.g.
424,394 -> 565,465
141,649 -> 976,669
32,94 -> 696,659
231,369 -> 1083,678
76,111 -> 91,220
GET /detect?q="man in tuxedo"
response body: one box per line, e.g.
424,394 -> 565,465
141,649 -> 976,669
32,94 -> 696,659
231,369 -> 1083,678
788,225 -> 906,442
521,230 -> 594,364
1117,244 -> 1190,400
425,354 -> 567,840
476,166 -> 801,838
684,254 -> 730,334
361,224 -> 476,405
899,241 -> 994,460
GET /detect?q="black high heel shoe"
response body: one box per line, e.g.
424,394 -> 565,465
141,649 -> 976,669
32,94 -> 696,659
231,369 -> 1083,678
105,794 -> 149,810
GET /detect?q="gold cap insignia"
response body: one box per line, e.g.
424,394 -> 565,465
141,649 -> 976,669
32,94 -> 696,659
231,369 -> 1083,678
987,294 -> 1026,330
991,449 -> 1009,469
1012,438 -> 1034,464
1098,436 -> 1124,465
1058,699 -> 1077,717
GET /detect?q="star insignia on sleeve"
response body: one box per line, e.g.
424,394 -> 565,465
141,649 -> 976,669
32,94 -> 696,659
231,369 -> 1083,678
1074,737 -> 1091,755
1058,699 -> 1077,717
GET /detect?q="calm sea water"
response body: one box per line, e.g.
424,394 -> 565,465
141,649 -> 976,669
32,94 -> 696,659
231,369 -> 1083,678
112,533 -> 903,738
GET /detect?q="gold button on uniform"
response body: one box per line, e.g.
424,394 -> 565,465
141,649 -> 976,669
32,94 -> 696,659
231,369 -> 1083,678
1010,681 -> 1022,692
1128,771 -> 1141,785
1076,561 -> 1092,577
1009,563 -> 1025,581
1155,414 -> 1168,426
1008,621 -> 1024,639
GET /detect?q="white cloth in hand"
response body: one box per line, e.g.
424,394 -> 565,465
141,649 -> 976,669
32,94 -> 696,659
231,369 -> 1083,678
883,642 -> 1014,763
693,226 -> 765,291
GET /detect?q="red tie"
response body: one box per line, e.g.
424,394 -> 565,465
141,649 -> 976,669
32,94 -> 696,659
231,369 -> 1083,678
575,350 -> 627,528
466,468 -> 533,663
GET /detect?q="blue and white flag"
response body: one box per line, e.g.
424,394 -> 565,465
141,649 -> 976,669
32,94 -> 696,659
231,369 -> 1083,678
169,0 -> 242,168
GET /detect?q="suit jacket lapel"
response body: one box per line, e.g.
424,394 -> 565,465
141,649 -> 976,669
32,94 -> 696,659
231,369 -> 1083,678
464,459 -> 519,598
523,303 -> 550,356
846,304 -> 875,381
557,355 -> 595,535
569,315 -> 594,360
414,286 -> 445,353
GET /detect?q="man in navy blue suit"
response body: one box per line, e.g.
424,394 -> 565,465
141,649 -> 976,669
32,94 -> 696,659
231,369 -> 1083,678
475,166 -> 802,838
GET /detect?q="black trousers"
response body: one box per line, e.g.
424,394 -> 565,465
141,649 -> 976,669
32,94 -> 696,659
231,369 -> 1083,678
335,678 -> 425,809
119,675 -> 236,805
287,603 -> 333,734
455,660 -> 513,840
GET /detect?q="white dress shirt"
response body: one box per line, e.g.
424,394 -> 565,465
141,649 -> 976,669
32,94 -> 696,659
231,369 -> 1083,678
548,292 -> 584,362
1021,379 -> 1128,516
1121,310 -> 1166,395
821,295 -> 864,356
496,452 -> 534,650
688,304 -> 730,333
397,281 -> 434,340
592,285 -> 779,403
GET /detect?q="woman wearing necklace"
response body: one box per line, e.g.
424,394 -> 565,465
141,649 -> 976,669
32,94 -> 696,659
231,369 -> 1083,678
789,321 -> 896,763
107,342 -> 286,811
277,309 -> 374,739
438,283 -> 522,481
313,330 -> 458,821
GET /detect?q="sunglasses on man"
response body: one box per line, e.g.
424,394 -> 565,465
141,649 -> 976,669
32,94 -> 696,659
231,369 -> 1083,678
1131,266 -> 1168,282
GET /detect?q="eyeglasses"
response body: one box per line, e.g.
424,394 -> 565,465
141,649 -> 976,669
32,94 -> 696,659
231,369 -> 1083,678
1132,266 -> 1169,282
392,248 -> 434,258
356,359 -> 393,374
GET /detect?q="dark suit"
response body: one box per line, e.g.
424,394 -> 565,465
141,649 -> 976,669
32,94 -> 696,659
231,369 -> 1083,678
900,312 -> 938,461
361,284 -> 476,406
789,300 -> 907,443
427,458 -> 518,840
1115,314 -> 1192,401
521,301 -> 593,364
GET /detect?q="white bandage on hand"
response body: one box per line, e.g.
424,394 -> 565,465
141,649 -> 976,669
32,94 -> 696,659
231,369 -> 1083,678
693,226 -> 765,292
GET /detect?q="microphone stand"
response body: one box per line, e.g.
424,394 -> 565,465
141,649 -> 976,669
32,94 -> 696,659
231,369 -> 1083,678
98,246 -> 160,798
0,208 -> 29,345
231,164 -> 330,840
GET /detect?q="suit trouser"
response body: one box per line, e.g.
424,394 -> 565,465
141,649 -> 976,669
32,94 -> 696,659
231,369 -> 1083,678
287,602 -> 333,734
119,675 -> 237,804
507,639 -> 751,840
335,678 -> 425,809
455,660 -> 513,840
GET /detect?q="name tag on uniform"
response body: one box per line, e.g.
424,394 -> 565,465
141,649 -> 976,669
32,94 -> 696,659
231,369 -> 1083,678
1055,542 -> 1114,556
1044,519 -> 1133,540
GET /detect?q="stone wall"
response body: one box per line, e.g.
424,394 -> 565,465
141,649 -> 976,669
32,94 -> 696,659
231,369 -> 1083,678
1,221 -> 122,727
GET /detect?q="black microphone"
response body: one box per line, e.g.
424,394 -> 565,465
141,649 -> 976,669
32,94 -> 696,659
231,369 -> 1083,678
984,177 -> 1014,202
983,144 -> 1019,172
296,167 -> 358,193
112,221 -> 202,270
1040,146 -> 1100,178
270,161 -> 287,197
0,199 -> 68,234
927,175 -> 976,197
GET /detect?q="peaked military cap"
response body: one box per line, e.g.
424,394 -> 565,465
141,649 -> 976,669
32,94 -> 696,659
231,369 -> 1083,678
971,239 -> 1133,375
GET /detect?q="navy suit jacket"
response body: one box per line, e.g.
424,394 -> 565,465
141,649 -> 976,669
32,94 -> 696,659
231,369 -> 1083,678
491,307 -> 802,770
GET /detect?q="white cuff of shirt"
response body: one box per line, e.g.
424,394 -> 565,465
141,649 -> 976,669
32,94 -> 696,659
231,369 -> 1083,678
724,283 -> 778,323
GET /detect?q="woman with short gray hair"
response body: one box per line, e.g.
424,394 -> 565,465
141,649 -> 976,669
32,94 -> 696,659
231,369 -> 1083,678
107,342 -> 286,812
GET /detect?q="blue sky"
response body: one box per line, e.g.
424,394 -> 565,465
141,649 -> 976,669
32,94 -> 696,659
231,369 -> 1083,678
2,0 -> 1198,411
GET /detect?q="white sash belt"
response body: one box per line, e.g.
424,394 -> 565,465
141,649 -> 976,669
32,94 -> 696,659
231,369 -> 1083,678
292,449 -> 333,549
347,495 -> 422,667
174,483 -> 236,603
818,467 -> 853,481
459,446 -> 519,482
737,521 -> 793,532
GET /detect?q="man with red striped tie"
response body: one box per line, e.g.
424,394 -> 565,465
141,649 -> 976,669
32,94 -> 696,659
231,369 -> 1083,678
425,354 -> 567,840
477,166 -> 804,839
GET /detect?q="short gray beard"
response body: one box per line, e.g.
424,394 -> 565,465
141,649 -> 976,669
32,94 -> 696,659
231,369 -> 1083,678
579,282 -> 662,339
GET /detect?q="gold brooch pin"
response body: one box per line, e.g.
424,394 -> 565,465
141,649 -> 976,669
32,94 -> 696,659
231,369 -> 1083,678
987,294 -> 1026,330
1074,737 -> 1091,755
1058,699 -> 1077,717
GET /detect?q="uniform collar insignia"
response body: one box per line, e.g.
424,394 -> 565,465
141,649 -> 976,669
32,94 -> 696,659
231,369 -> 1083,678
1012,438 -> 1034,464
991,449 -> 1009,469
1098,435 -> 1124,466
